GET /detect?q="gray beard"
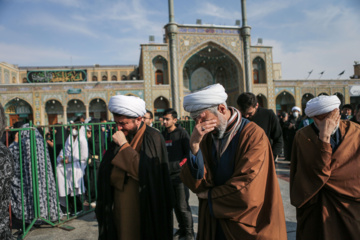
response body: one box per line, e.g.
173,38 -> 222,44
213,114 -> 227,139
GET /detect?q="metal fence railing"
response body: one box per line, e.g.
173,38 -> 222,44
5,120 -> 194,239
6,121 -> 115,239
152,120 -> 195,135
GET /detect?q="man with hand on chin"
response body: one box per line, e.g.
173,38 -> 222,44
96,95 -> 173,240
180,84 -> 286,240
290,95 -> 360,239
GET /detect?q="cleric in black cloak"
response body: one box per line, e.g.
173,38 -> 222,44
95,95 -> 173,240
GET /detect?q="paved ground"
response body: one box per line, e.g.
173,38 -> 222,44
13,160 -> 296,240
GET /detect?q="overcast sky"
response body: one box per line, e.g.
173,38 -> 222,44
0,0 -> 359,80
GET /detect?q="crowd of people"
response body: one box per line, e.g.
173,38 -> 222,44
1,83 -> 360,239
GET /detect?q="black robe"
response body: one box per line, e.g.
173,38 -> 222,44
95,125 -> 174,240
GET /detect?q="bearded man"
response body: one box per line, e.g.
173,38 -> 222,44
290,95 -> 360,239
96,95 -> 173,240
180,84 -> 287,240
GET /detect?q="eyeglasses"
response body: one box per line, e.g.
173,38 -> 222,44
143,117 -> 152,120
115,121 -> 132,126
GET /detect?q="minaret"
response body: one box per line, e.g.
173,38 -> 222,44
167,0 -> 180,114
241,0 -> 252,92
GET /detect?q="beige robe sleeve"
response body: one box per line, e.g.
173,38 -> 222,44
290,128 -> 333,208
112,143 -> 140,179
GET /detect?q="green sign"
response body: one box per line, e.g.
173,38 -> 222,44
67,88 -> 82,94
27,70 -> 87,83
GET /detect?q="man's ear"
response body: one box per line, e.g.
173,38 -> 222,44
218,104 -> 227,115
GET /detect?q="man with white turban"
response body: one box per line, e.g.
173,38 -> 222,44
180,84 -> 287,239
290,95 -> 360,239
96,95 -> 173,240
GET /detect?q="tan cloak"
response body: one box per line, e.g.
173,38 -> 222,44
290,120 -> 360,240
110,123 -> 145,240
181,122 -> 287,240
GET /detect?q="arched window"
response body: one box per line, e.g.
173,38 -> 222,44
102,75 -> 107,81
252,57 -> 266,84
155,70 -> 164,85
92,76 -> 98,81
111,75 -> 117,81
12,77 -> 16,84
253,69 -> 259,84
122,75 -> 127,80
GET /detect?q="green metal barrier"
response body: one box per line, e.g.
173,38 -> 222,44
7,119 -> 191,239
7,121 -> 115,239
152,119 -> 195,135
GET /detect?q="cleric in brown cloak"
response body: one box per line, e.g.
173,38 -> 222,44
95,95 -> 173,240
290,95 -> 360,239
181,84 -> 287,240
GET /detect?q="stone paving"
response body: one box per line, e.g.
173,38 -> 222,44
12,160 -> 296,240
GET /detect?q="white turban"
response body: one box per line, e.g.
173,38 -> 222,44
183,84 -> 228,112
108,95 -> 146,117
305,95 -> 340,117
292,106 -> 301,112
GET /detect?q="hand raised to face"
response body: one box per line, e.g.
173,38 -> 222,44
189,112 -> 217,155
313,109 -> 340,143
112,130 -> 128,147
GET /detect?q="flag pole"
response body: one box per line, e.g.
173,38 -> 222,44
306,70 -> 313,80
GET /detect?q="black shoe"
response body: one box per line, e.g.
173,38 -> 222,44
174,230 -> 194,240
173,229 -> 184,240
180,232 -> 195,240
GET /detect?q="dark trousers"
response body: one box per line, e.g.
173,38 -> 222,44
173,182 -> 194,234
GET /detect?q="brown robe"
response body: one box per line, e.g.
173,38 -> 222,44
110,123 -> 145,240
180,122 -> 287,240
290,120 -> 360,240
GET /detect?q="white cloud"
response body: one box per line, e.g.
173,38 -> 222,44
25,13 -> 99,38
247,0 -> 297,20
195,2 -> 240,20
260,3 -> 360,80
0,42 -> 80,65
268,38 -> 358,80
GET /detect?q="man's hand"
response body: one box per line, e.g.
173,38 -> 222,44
196,190 -> 209,199
112,131 -> 128,147
190,113 -> 217,155
313,109 -> 340,143
14,132 -> 19,143
60,156 -> 69,164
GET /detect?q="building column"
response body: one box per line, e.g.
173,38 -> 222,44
63,106 -> 67,124
241,0 -> 252,92
85,104 -> 90,119
344,86 -> 350,104
41,104 -> 46,125
295,87 -> 301,109
168,0 -> 180,115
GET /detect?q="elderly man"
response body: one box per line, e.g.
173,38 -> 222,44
96,95 -> 173,240
290,95 -> 360,239
180,84 -> 287,240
